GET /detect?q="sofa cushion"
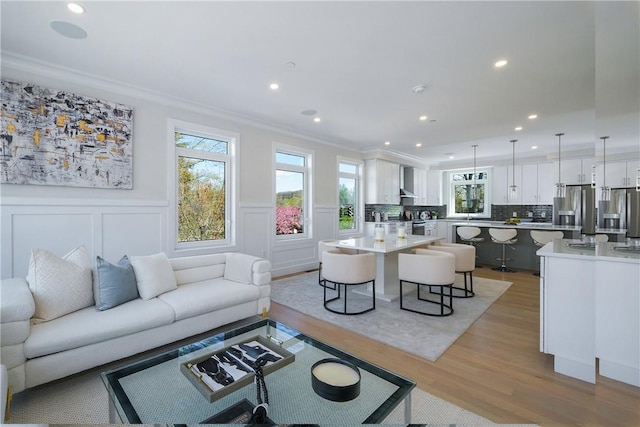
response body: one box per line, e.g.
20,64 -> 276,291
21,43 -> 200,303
130,252 -> 177,300
158,278 -> 260,321
26,245 -> 94,324
24,298 -> 175,359
95,255 -> 139,310
170,253 -> 226,286
223,253 -> 255,284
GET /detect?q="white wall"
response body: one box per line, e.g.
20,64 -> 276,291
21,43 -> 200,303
0,61 -> 363,279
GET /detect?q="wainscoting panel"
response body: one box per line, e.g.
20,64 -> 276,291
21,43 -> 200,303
0,199 -> 168,279
238,206 -> 271,259
101,212 -> 164,262
315,206 -> 339,244
271,241 -> 317,277
10,212 -> 95,280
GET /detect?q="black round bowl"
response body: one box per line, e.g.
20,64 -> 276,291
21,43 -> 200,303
311,358 -> 361,402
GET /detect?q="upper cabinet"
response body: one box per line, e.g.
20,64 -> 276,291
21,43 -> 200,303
595,158 -> 640,189
413,168 -> 428,205
426,170 -> 442,205
492,164 -> 522,205
522,162 -> 554,205
365,159 -> 400,204
554,157 -> 596,186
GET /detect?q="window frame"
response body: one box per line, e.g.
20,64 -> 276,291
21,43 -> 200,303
446,168 -> 492,219
273,143 -> 313,241
337,157 -> 364,236
167,119 -> 237,254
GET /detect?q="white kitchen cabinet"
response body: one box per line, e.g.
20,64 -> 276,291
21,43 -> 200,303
596,158 -> 640,189
426,170 -> 442,205
540,254 -> 596,383
365,159 -> 400,204
522,162 -> 554,204
413,168 -> 428,205
492,164 -> 522,205
435,220 -> 452,242
556,157 -> 596,186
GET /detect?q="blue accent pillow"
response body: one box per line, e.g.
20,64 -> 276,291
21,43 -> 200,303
95,255 -> 139,311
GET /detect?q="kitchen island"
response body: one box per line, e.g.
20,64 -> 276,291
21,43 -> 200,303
449,221 -> 583,270
537,239 -> 640,386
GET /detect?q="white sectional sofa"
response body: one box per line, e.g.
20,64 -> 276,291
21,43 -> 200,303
0,250 -> 271,394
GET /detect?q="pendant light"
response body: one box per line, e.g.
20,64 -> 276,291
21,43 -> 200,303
600,136 -> 610,201
554,133 -> 566,198
509,139 -> 518,201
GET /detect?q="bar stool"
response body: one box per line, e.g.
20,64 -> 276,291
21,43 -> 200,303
456,226 -> 484,268
398,250 -> 455,316
322,250 -> 376,315
489,228 -> 518,272
419,243 -> 475,298
530,230 -> 564,276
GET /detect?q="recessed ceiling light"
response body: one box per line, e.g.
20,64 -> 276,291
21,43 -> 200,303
285,61 -> 296,68
528,114 -> 538,120
412,85 -> 426,94
49,20 -> 87,39
515,126 -> 523,131
269,83 -> 279,90
419,115 -> 428,121
313,117 -> 321,123
67,2 -> 85,14
448,155 -> 455,159
416,143 -> 422,147
531,145 -> 538,150
494,59 -> 508,68
384,141 -> 391,145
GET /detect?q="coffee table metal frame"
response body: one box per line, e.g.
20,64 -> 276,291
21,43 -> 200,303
101,317 -> 415,424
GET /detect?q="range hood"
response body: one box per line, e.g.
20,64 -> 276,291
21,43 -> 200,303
400,188 -> 417,198
400,166 -> 418,205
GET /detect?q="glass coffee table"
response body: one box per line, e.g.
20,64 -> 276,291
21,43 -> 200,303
102,317 -> 415,424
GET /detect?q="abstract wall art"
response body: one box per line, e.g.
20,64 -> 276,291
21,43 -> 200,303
0,79 -> 133,189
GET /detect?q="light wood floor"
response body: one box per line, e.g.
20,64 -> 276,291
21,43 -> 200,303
268,266 -> 640,426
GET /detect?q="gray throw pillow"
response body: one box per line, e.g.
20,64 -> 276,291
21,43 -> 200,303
95,255 -> 139,311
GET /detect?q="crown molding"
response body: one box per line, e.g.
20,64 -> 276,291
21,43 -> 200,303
1,51 -> 361,156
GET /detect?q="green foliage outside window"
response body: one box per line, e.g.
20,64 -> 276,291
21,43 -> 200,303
176,132 -> 227,242
339,181 -> 355,230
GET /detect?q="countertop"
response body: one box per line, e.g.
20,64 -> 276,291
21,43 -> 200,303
449,221 -> 583,232
537,239 -> 640,264
327,234 -> 441,253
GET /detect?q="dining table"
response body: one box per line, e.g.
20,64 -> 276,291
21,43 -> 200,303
325,234 -> 442,301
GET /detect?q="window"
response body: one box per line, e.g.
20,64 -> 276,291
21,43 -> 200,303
275,146 -> 312,238
338,159 -> 363,234
447,169 -> 491,218
169,120 -> 236,250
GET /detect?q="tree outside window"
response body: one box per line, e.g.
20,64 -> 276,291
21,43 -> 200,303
275,150 -> 309,236
175,131 -> 231,244
338,161 -> 360,231
449,170 -> 490,218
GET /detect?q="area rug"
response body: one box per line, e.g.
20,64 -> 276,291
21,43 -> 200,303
271,271 -> 511,362
8,360 -> 498,425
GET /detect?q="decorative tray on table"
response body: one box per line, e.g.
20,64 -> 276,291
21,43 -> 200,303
180,335 -> 295,403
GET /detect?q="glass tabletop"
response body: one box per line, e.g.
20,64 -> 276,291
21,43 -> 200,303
101,317 -> 415,424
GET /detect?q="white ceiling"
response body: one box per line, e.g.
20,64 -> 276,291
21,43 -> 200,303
1,1 -> 638,167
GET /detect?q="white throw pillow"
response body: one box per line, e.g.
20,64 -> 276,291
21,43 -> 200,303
130,252 -> 177,300
26,245 -> 94,323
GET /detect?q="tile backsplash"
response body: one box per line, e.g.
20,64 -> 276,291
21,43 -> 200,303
366,204 -> 552,222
